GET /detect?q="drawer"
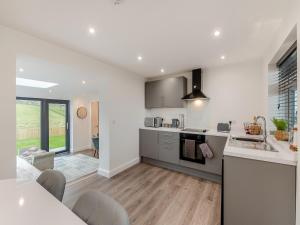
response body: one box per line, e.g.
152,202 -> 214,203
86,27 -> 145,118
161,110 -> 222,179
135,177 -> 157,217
158,131 -> 179,144
159,142 -> 179,164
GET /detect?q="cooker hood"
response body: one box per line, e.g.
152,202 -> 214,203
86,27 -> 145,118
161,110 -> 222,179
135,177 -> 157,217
182,69 -> 209,100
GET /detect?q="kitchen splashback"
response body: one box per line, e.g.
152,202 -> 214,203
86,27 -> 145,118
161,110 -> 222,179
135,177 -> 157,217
145,101 -> 211,129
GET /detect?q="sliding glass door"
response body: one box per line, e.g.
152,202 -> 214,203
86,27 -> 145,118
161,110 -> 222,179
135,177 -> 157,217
16,97 -> 70,154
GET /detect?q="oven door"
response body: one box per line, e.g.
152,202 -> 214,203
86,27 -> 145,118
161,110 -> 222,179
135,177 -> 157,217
180,134 -> 206,164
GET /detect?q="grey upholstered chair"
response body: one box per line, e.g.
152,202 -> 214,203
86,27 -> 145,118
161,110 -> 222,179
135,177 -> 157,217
72,190 -> 130,225
36,169 -> 66,202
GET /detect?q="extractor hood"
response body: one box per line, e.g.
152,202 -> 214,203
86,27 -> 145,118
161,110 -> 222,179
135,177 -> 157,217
182,69 -> 209,100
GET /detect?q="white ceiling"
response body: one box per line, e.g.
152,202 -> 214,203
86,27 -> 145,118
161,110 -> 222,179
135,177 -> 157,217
0,0 -> 292,77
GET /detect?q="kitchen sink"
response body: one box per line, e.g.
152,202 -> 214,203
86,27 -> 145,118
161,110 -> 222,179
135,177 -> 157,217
229,136 -> 278,152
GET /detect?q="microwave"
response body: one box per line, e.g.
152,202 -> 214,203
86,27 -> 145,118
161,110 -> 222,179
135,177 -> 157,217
144,117 -> 163,128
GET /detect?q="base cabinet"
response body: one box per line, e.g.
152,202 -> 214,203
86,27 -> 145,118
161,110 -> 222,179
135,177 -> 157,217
223,156 -> 296,225
139,129 -> 159,159
158,132 -> 179,164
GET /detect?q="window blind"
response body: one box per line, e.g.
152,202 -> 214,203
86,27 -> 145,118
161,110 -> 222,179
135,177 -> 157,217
276,46 -> 297,131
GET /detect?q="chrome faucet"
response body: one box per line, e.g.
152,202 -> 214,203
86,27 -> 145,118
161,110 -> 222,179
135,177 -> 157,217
256,116 -> 267,143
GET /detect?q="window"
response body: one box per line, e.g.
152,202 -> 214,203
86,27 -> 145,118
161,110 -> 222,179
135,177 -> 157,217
276,44 -> 297,131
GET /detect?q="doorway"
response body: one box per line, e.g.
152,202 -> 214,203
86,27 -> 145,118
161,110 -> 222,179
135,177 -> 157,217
16,97 -> 70,154
91,101 -> 99,157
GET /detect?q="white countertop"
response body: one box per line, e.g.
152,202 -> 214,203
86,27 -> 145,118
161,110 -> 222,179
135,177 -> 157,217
224,135 -> 298,166
0,179 -> 86,225
140,126 -> 229,137
140,127 -> 298,166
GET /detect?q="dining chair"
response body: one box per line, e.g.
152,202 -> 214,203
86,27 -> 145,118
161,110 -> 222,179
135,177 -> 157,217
72,190 -> 130,225
36,169 -> 66,202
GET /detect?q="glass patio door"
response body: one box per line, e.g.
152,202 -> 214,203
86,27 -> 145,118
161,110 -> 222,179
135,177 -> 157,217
16,97 -> 70,154
47,101 -> 69,153
16,99 -> 42,155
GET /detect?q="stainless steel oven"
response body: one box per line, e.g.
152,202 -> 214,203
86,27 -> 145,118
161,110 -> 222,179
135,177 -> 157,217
180,133 -> 206,164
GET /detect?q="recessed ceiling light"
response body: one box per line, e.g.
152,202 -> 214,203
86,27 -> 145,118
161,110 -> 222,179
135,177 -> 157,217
214,30 -> 221,37
220,55 -> 226,60
18,197 -> 25,207
19,68 -> 24,72
82,80 -> 86,85
160,68 -> 165,73
16,78 -> 58,89
137,56 -> 143,61
88,27 -> 96,34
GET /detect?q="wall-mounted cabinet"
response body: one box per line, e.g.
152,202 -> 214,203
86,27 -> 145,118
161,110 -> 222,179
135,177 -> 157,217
145,77 -> 187,108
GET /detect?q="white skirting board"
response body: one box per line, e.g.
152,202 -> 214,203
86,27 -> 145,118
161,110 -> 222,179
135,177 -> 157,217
97,157 -> 140,178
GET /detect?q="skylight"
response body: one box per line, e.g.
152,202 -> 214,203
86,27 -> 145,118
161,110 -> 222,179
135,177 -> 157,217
16,78 -> 58,89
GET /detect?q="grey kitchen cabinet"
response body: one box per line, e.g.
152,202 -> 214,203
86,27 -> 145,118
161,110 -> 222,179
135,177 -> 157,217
145,76 -> 187,108
158,132 -> 179,164
139,129 -> 159,160
139,129 -> 179,164
223,156 -> 296,225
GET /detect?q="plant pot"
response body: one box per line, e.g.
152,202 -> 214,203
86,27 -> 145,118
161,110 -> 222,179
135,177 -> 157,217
274,130 -> 289,141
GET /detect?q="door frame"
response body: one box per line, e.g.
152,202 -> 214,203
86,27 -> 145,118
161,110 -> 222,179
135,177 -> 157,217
16,97 -> 70,154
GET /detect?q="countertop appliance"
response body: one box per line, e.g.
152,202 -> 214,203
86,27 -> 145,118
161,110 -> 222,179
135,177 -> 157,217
180,133 -> 206,164
144,117 -> 163,128
182,69 -> 209,100
154,117 -> 163,128
217,123 -> 231,133
171,119 -> 180,128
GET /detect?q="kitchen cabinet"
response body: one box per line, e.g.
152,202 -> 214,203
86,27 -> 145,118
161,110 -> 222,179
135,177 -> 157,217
223,156 -> 296,225
145,77 -> 187,108
139,129 -> 159,159
158,132 -> 179,164
139,129 -> 179,164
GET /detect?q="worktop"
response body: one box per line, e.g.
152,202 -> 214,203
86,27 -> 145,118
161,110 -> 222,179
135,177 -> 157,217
140,127 -> 298,166
224,134 -> 297,166
141,127 -> 229,137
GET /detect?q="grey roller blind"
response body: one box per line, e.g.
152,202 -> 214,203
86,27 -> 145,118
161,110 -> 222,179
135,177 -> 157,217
276,46 -> 297,131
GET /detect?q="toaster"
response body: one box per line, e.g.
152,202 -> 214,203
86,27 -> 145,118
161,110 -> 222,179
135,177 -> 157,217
144,117 -> 163,128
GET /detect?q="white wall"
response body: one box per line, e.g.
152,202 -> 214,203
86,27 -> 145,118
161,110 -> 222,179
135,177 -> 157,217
0,33 -> 16,179
262,0 -> 299,223
0,25 -> 145,179
70,97 -> 92,152
147,60 -> 264,131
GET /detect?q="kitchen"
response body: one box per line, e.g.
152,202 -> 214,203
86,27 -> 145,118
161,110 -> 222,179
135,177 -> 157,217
140,66 -> 297,225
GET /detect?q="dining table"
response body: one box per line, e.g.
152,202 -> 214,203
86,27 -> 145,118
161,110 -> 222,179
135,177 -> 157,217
0,179 -> 86,225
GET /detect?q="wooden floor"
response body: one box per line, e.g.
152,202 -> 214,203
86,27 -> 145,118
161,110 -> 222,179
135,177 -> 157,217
63,163 -> 221,225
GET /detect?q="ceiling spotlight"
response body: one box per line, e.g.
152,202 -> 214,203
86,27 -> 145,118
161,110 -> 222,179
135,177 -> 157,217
220,55 -> 226,60
160,68 -> 165,73
137,56 -> 143,61
82,80 -> 86,85
214,30 -> 221,37
19,68 -> 24,73
88,27 -> 96,34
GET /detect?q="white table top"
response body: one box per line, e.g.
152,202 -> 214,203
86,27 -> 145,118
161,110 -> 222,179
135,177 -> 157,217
0,179 -> 86,225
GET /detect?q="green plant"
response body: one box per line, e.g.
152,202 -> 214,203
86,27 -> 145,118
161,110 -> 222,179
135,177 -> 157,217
272,118 -> 288,131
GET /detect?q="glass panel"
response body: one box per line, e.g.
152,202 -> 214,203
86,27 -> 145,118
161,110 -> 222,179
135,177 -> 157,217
16,99 -> 41,155
49,103 -> 66,153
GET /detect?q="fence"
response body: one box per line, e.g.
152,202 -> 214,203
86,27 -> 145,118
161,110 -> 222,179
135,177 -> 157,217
16,127 -> 65,140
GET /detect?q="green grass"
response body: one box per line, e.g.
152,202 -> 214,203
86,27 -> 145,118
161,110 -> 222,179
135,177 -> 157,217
16,135 -> 66,154
16,100 -> 66,153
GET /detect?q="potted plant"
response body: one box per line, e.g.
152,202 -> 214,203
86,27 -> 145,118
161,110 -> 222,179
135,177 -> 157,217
272,118 -> 288,141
